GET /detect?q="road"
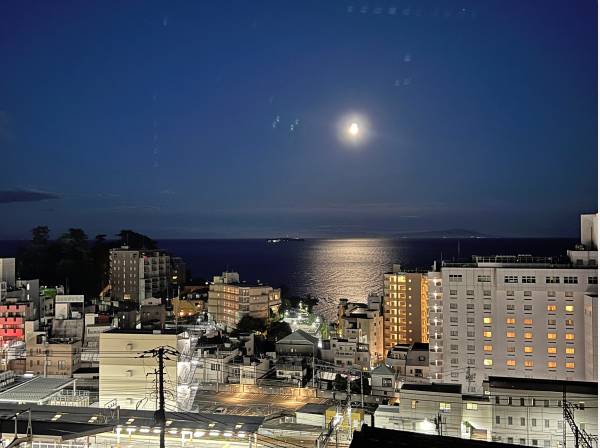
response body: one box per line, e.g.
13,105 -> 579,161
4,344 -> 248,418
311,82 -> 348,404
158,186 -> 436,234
194,390 -> 331,416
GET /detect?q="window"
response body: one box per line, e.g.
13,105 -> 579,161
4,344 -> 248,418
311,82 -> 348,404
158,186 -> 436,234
466,403 -> 478,410
439,402 -> 451,411
524,360 -> 534,368
466,289 -> 474,296
565,362 -> 575,369
546,276 -> 560,284
507,346 -> 515,353
565,319 -> 574,326
467,330 -> 475,337
506,331 -> 516,338
483,304 -> 491,310
450,344 -> 459,351
523,318 -> 533,325
450,316 -> 458,323
524,346 -> 533,353
450,290 -> 457,295
520,417 -> 526,426
483,290 -> 491,296
450,303 -> 458,310
564,276 -> 578,284
484,317 -> 492,324
524,332 -> 533,339
467,344 -> 475,351
449,275 -> 462,282
504,276 -> 518,283
467,358 -> 475,365
547,290 -> 556,297
547,333 -> 557,340
547,347 -> 557,354
588,276 -> 598,284
548,361 -> 557,368
484,358 -> 493,366
478,275 -> 491,282
466,304 -> 474,310
532,418 -> 537,427
544,401 -> 550,408
524,304 -> 532,311
544,419 -> 550,427
522,276 -> 536,283
508,416 -> 513,425
506,304 -> 515,310
524,291 -> 532,297
547,319 -> 556,326
506,318 -> 515,324
520,398 -> 525,406
565,305 -> 574,312
411,400 -> 417,409
566,347 -> 575,355
484,345 -> 493,352
451,358 -> 459,364
496,415 -> 501,424
506,359 -> 516,367
565,291 -> 573,297
547,304 -> 557,312
507,438 -> 514,444
506,290 -> 515,297
565,333 -> 575,340
483,331 -> 492,338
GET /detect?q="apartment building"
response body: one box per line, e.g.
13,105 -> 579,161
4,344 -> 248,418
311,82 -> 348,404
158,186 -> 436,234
338,294 -> 384,363
98,328 -> 190,410
429,214 -> 598,392
26,331 -> 82,377
385,342 -> 429,380
383,266 -> 428,354
320,337 -> 371,370
207,272 -> 281,330
109,247 -> 170,305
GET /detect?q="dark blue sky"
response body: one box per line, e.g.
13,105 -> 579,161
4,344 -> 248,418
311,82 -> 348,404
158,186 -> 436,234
0,1 -> 597,238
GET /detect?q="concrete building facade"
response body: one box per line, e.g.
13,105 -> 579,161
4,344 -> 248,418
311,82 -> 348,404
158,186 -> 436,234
383,267 -> 428,354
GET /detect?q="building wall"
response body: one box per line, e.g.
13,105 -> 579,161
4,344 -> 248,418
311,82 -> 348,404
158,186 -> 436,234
431,263 -> 598,392
27,336 -> 82,376
0,259 -> 15,288
99,332 -> 179,410
383,269 -> 428,354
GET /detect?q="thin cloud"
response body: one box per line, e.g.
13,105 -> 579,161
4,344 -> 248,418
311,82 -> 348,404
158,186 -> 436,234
0,189 -> 60,204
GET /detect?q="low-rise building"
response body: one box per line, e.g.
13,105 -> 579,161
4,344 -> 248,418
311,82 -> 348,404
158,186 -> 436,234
320,337 -> 371,370
385,342 -> 429,380
338,294 -> 384,364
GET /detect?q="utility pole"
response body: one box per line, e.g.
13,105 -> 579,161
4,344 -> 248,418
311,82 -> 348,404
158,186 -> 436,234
140,346 -> 179,448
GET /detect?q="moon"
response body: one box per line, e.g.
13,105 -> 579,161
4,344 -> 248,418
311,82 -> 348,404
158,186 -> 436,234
348,122 -> 360,136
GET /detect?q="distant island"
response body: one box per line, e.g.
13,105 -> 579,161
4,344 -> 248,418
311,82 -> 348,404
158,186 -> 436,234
266,237 -> 305,244
393,229 -> 490,239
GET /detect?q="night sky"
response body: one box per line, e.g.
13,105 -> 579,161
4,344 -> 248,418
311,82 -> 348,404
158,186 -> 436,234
0,1 -> 597,238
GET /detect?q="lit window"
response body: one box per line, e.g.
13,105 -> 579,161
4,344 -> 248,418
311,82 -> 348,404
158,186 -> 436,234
565,362 -> 575,369
524,332 -> 533,339
565,305 -> 574,312
439,402 -> 451,411
484,359 -> 493,366
483,317 -> 492,324
507,346 -> 515,353
547,333 -> 557,340
547,305 -> 557,312
411,400 -> 417,409
524,346 -> 533,353
566,347 -> 575,355
523,318 -> 533,325
524,360 -> 534,368
483,331 -> 492,338
483,345 -> 493,352
547,347 -> 557,354
506,318 -> 516,324
506,359 -> 516,367
548,361 -> 557,368
506,331 -> 516,338
565,333 -> 575,340
466,403 -> 478,410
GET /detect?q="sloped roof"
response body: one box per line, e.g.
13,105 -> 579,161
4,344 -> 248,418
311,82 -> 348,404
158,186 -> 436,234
371,364 -> 395,376
276,329 -> 318,346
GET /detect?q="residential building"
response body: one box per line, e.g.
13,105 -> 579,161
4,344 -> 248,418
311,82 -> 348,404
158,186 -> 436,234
371,364 -> 397,398
338,294 -> 384,363
26,332 -> 82,377
385,342 -> 429,380
320,337 -> 371,370
428,214 -> 598,392
276,330 -> 319,356
98,328 -> 190,410
0,258 -> 15,289
109,247 -> 170,305
383,266 -> 428,354
208,272 -> 281,330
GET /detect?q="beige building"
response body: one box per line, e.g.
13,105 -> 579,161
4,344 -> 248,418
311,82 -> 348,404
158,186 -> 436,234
98,329 -> 190,411
26,331 -> 82,377
207,272 -> 281,330
383,266 -> 428,353
338,294 -> 384,364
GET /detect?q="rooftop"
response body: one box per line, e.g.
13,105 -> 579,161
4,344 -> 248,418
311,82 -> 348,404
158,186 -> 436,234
351,425 -> 519,448
487,376 -> 598,395
402,383 -> 462,394
0,376 -> 75,404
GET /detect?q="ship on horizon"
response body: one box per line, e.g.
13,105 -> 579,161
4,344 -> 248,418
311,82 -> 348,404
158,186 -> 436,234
266,237 -> 305,244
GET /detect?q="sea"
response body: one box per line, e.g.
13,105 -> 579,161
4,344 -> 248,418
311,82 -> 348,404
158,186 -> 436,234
0,237 -> 577,319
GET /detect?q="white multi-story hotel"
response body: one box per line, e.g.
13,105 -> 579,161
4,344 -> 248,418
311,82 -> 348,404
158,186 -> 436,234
429,214 -> 598,392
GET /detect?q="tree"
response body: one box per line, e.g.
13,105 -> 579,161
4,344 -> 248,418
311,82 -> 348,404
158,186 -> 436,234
117,230 -> 157,250
266,320 -> 292,341
333,373 -> 347,391
235,316 -> 267,334
350,374 -> 371,395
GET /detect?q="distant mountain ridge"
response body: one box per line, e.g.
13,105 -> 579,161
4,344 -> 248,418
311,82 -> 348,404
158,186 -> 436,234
394,228 -> 491,238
